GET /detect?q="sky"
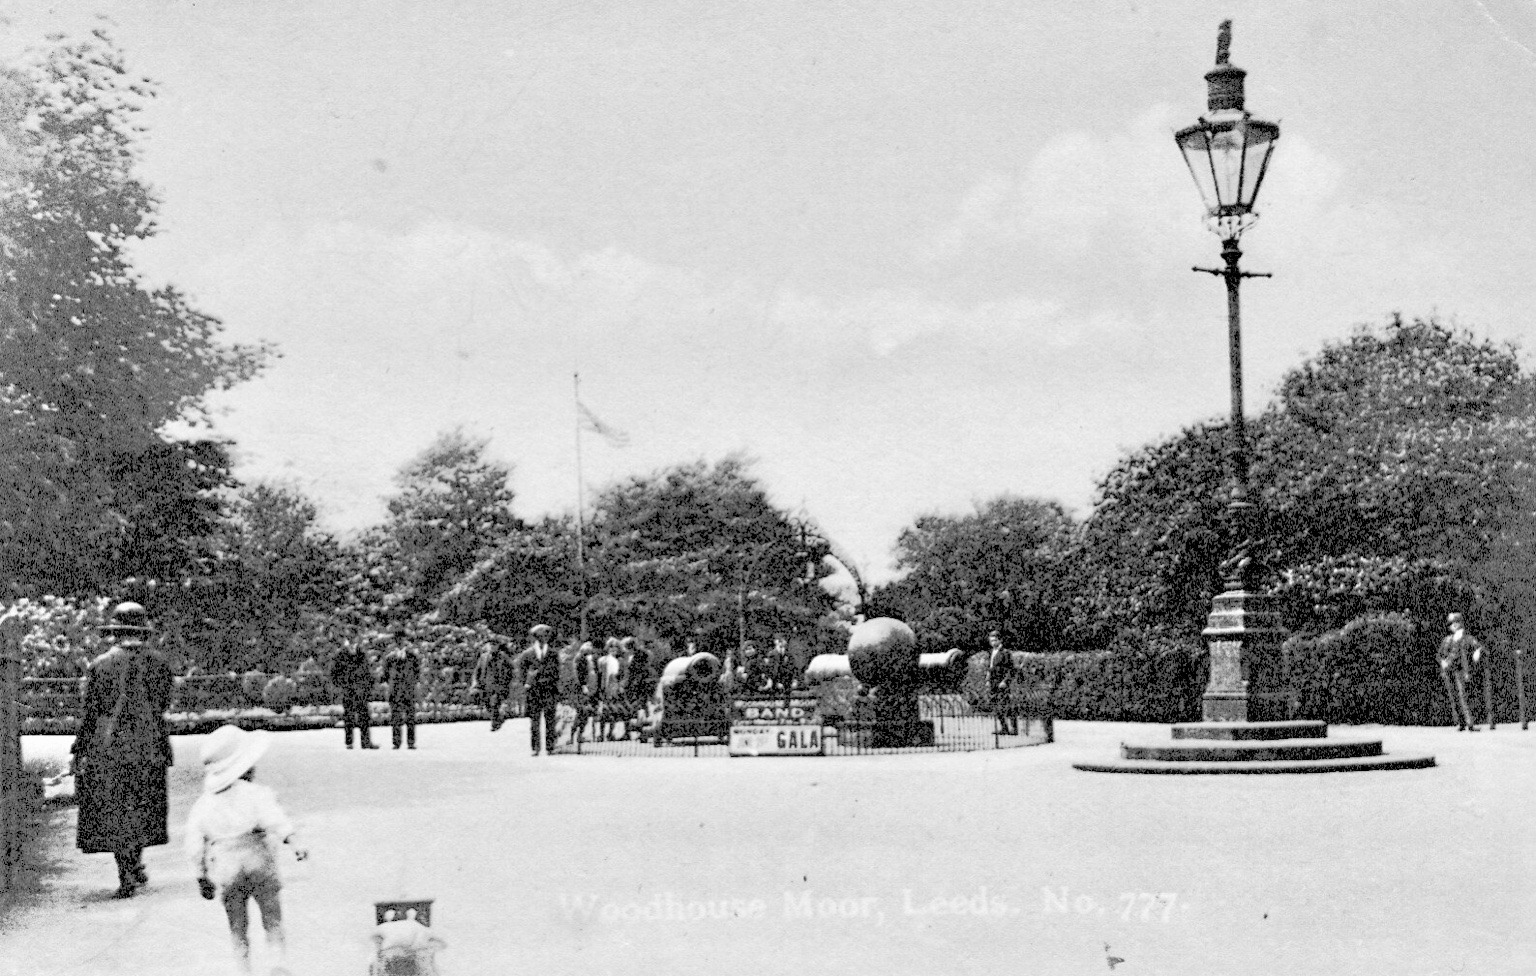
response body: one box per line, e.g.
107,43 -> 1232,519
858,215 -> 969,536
4,0 -> 1536,582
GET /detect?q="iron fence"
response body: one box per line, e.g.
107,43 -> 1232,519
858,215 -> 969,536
554,693 -> 1052,757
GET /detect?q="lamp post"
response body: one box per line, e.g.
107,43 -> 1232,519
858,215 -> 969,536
1175,21 -> 1291,723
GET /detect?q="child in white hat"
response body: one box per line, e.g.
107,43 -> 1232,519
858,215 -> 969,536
185,724 -> 308,976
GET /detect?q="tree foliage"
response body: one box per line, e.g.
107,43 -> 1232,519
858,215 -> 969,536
1074,315 -> 1536,641
0,30 -> 271,597
872,496 -> 1079,653
372,429 -> 521,616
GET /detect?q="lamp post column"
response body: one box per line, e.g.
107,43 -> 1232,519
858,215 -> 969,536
1176,21 -> 1292,723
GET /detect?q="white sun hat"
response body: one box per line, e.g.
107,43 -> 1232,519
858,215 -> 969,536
200,724 -> 271,793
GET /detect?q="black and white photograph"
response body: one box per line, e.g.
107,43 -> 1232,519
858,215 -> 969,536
2,2 -> 1534,974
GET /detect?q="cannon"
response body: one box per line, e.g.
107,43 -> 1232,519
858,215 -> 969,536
651,652 -> 731,743
803,653 -> 854,685
658,651 -> 723,689
846,617 -> 920,690
843,618 -> 933,748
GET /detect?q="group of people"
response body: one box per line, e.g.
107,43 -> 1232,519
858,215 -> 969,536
326,637 -> 422,750
71,603 -> 304,974
515,624 -> 655,755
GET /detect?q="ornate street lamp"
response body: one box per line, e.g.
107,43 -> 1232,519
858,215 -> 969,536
1175,21 -> 1291,722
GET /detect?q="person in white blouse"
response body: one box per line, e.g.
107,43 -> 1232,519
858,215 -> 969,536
185,725 -> 308,976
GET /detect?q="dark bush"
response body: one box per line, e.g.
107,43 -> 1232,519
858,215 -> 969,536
1285,613 -> 1506,726
960,635 -> 1204,722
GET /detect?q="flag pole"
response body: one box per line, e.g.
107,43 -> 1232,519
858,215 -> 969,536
574,371 -> 589,643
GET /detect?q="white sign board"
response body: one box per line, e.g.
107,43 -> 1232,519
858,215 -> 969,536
728,724 -> 825,757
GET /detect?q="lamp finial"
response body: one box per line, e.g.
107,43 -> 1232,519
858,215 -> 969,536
1215,20 -> 1232,66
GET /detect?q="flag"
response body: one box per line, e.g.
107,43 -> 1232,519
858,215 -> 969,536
577,400 -> 630,448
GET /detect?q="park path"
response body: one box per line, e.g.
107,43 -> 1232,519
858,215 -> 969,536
6,720 -> 1535,976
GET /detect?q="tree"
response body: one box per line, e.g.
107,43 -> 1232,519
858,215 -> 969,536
872,496 -> 1079,653
441,457 -> 841,651
374,429 -> 521,615
1074,315 -> 1536,640
585,457 -> 837,650
0,29 -> 270,597
171,482 -> 346,673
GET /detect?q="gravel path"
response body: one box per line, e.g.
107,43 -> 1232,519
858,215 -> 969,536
8,720 -> 1532,975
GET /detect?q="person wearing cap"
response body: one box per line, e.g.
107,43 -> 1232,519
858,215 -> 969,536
1438,613 -> 1492,731
185,724 -> 308,976
70,601 -> 174,898
520,624 -> 561,755
329,640 -> 379,749
382,637 -> 424,749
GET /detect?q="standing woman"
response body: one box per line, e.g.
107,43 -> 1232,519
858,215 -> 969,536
71,602 -> 175,898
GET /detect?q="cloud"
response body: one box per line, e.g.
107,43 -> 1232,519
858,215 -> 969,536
920,103 -> 1196,264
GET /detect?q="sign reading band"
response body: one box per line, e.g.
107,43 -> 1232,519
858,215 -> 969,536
729,695 -> 824,757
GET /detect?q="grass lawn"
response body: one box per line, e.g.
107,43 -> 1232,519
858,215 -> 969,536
7,719 -> 1532,976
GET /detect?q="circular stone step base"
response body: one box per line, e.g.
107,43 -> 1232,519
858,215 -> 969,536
1170,720 -> 1328,741
1073,753 -> 1437,775
1122,738 -> 1380,762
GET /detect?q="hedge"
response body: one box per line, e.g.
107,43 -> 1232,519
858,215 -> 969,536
1287,613 -> 1527,726
957,636 -> 1206,723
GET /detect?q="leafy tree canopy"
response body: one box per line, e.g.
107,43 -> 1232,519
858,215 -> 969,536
0,29 -> 271,597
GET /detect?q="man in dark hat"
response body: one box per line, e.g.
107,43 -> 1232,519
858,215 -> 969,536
1438,613 -> 1490,731
987,629 -> 1018,736
520,624 -> 561,755
71,602 -> 174,898
329,640 -> 379,749
382,635 -> 423,749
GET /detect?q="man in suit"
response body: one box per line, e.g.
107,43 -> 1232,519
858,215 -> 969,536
329,640 -> 378,749
382,637 -> 423,750
521,624 -> 561,755
1439,612 -> 1491,731
987,629 -> 1018,736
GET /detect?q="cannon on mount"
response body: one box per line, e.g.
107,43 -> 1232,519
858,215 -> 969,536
803,648 -> 966,690
842,618 -> 935,748
649,651 -> 731,744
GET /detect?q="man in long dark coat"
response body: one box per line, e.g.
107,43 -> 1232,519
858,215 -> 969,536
382,639 -> 423,749
71,602 -> 174,898
521,624 -> 561,755
987,629 -> 1019,736
329,640 -> 378,748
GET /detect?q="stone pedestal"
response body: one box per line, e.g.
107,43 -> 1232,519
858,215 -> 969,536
1201,588 -> 1293,723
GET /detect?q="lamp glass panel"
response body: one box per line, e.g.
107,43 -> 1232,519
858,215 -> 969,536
1205,117 -> 1249,213
1175,126 -> 1221,216
1238,121 -> 1279,209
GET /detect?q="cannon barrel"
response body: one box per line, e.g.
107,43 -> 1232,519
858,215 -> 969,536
803,653 -> 854,684
658,652 -> 723,689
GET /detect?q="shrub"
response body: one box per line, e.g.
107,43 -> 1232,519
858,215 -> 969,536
3,596 -> 112,678
240,671 -> 268,704
1288,613 -> 1450,725
986,635 -> 1205,723
261,675 -> 297,712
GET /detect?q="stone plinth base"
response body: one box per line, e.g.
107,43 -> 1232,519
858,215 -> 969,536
1074,721 -> 1435,775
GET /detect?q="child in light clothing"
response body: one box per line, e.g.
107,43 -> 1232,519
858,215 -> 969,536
186,725 -> 308,976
